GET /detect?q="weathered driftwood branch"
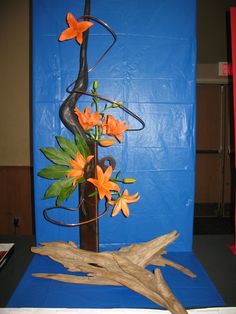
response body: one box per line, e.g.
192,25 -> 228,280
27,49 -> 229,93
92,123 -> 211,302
31,230 -> 196,314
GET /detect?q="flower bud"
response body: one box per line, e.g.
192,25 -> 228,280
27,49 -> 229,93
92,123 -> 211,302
93,80 -> 99,90
99,139 -> 115,147
112,101 -> 123,108
123,178 -> 136,184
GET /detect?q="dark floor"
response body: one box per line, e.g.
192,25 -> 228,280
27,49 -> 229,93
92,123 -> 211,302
193,234 -> 236,307
0,235 -> 35,308
0,234 -> 236,308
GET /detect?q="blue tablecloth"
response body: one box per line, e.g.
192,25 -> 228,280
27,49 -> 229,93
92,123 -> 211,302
8,252 -> 224,309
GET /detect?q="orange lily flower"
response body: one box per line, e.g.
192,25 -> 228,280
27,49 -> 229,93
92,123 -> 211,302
67,152 -> 93,186
59,13 -> 93,45
74,106 -> 100,131
101,114 -> 129,142
109,189 -> 140,217
87,165 -> 120,200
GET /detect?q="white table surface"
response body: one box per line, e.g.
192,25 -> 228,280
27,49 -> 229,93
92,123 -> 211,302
0,308 -> 236,314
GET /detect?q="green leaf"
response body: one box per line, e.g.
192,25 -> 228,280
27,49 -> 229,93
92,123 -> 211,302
75,134 -> 91,158
56,136 -> 78,159
44,177 -> 74,199
76,177 -> 86,184
88,190 -> 98,198
40,147 -> 71,165
56,184 -> 77,205
115,171 -> 121,179
38,165 -> 69,180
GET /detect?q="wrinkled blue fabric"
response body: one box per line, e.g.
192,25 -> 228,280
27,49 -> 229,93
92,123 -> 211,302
33,0 -> 196,251
9,1 -> 222,309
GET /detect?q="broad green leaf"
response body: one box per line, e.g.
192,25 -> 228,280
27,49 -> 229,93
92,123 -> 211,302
38,165 -> 69,180
44,177 -> 74,199
75,134 -> 91,158
56,136 -> 78,159
56,185 -> 76,205
40,147 -> 71,165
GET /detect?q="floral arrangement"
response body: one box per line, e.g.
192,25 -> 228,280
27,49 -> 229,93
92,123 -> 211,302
32,8 -> 196,313
38,12 -> 140,219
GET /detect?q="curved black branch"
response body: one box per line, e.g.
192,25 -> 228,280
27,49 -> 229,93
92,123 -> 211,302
81,15 -> 117,73
65,89 -> 146,131
98,156 -> 116,171
59,0 -> 91,139
43,202 -> 110,227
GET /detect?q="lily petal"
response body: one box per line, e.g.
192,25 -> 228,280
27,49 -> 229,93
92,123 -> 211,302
59,13 -> 93,46
74,106 -> 100,130
109,189 -> 139,217
77,21 -> 94,32
96,165 -> 105,183
67,12 -> 79,29
87,177 -> 98,187
111,201 -> 122,217
104,181 -> 120,193
87,165 -> 119,201
59,28 -> 77,41
76,32 -> 83,45
86,155 -> 94,164
121,200 -> 130,217
104,166 -> 113,182
115,134 -> 123,142
67,152 -> 93,186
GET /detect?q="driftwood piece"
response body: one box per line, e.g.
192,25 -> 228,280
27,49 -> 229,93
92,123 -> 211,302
31,230 -> 196,314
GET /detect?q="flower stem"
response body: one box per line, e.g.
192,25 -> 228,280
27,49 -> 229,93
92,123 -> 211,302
111,178 -> 124,183
92,91 -> 100,141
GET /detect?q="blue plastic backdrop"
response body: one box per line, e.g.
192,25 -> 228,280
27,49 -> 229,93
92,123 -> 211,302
33,0 -> 196,251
